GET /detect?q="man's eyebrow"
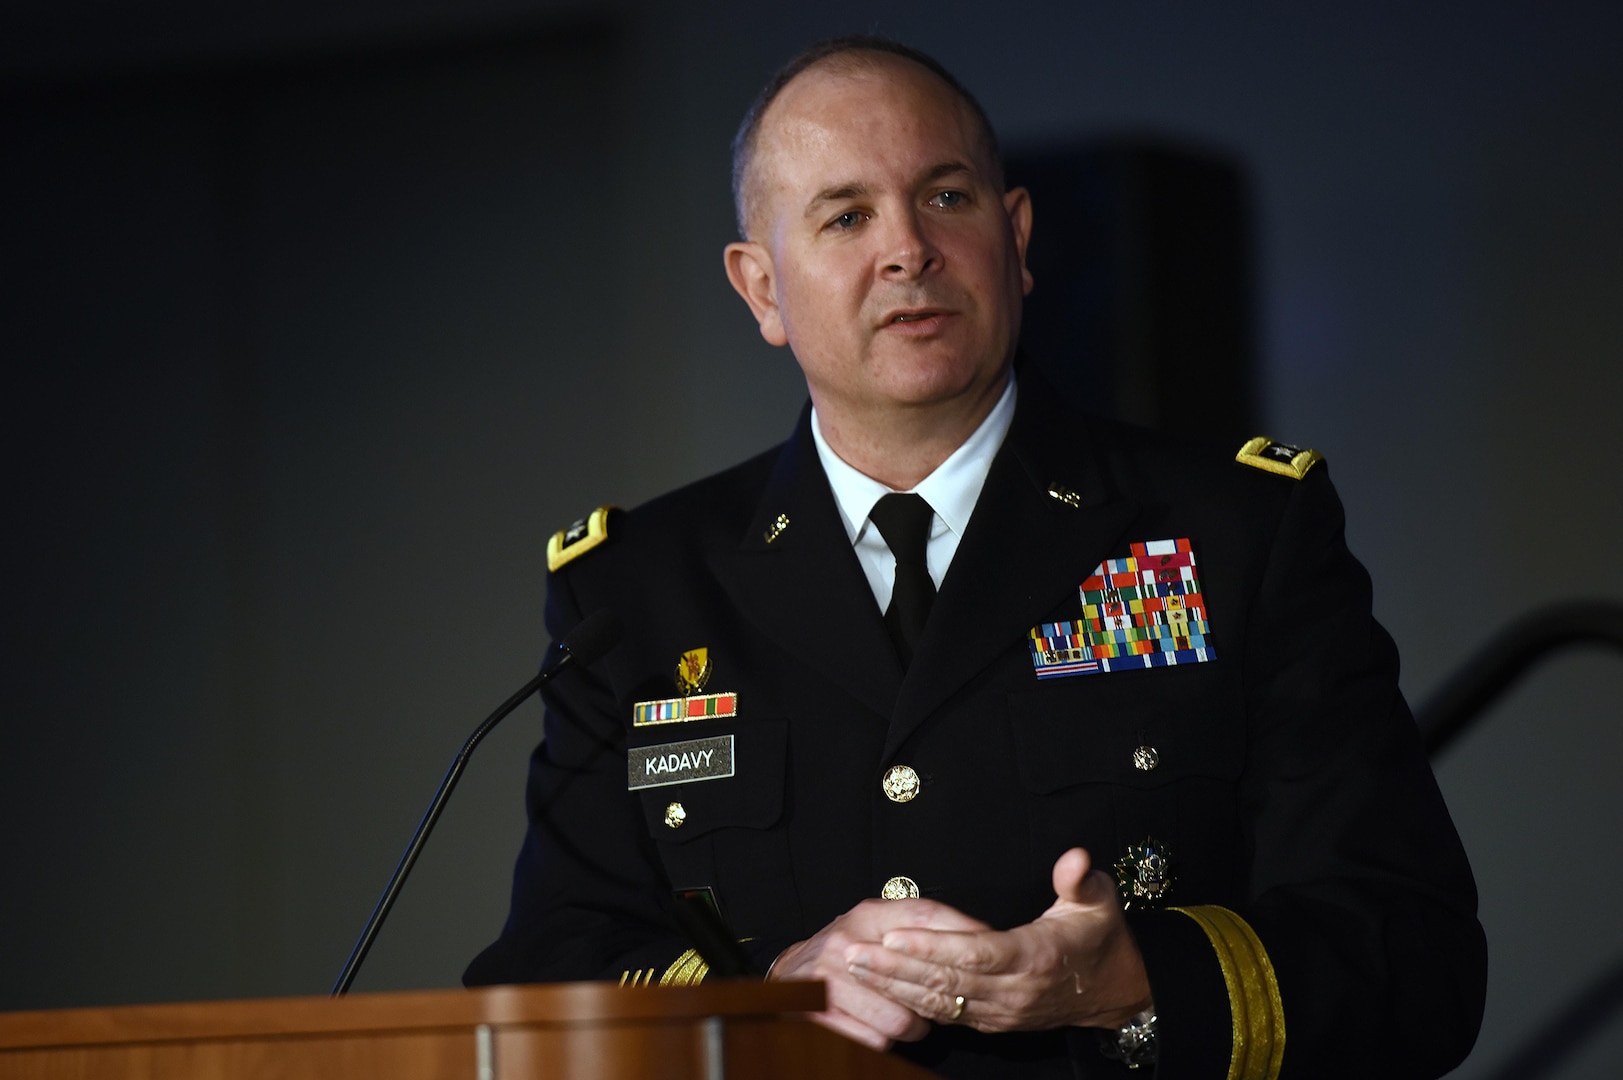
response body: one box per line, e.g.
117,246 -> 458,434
920,160 -> 974,184
801,161 -> 978,219
805,181 -> 869,217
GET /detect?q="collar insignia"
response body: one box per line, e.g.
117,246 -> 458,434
1047,482 -> 1082,508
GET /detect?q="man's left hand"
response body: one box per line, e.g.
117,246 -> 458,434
842,847 -> 1154,1032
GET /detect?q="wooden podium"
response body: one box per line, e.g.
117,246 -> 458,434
0,981 -> 934,1079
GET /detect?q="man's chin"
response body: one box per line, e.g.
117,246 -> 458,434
861,362 -> 1008,416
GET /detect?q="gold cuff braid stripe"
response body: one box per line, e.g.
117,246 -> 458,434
658,948 -> 710,987
1170,905 -> 1285,1080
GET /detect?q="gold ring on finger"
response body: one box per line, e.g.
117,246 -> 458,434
949,995 -> 966,1021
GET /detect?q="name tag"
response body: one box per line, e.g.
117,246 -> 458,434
628,735 -> 735,790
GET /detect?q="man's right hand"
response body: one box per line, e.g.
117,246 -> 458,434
767,898 -> 987,1050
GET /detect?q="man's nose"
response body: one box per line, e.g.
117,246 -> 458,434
878,209 -> 941,279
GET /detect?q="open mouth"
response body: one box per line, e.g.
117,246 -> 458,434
888,310 -> 945,324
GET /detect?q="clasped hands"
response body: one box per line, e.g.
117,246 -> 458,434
766,848 -> 1154,1050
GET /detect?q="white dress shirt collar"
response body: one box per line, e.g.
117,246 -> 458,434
810,373 -> 1018,608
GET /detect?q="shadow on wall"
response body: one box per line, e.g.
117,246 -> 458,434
1011,137 -> 1258,444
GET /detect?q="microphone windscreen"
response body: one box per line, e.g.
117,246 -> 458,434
560,609 -> 623,667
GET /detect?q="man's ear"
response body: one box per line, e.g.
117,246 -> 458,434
724,241 -> 788,346
1003,186 -> 1035,296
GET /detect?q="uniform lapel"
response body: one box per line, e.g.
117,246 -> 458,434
709,410 -> 904,720
883,383 -> 1141,760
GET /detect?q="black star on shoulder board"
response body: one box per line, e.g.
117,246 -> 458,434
547,505 -> 616,571
1235,436 -> 1324,480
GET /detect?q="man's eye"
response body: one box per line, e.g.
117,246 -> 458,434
830,211 -> 865,230
928,190 -> 967,209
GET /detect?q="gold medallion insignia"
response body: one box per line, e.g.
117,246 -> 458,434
1115,838 -> 1174,909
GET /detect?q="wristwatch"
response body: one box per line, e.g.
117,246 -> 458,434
1098,1009 -> 1158,1069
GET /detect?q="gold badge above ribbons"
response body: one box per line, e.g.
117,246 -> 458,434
675,647 -> 712,695
635,647 -> 737,726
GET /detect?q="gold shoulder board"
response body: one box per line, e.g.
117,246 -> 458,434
546,505 -> 615,571
1235,436 -> 1323,480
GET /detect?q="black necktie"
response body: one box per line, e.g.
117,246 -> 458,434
868,493 -> 937,668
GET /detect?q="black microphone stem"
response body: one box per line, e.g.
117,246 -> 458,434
331,657 -> 560,997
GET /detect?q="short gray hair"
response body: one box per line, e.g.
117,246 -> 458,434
729,36 -> 1004,239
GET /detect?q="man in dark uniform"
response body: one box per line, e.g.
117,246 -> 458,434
466,37 -> 1486,1079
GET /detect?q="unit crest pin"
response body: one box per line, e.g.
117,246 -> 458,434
674,647 -> 712,695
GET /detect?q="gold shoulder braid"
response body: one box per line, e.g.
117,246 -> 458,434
546,505 -> 615,571
1235,437 -> 1323,480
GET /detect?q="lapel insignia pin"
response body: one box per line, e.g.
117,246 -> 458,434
764,513 -> 790,543
1115,838 -> 1174,909
634,647 -> 739,727
1047,482 -> 1082,508
1028,538 -> 1216,678
1235,436 -> 1323,480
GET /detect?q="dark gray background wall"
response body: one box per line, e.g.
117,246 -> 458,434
4,3 -> 1620,1077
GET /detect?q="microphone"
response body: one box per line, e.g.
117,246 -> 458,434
331,609 -> 622,996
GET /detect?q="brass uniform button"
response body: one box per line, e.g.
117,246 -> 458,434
664,802 -> 687,829
1133,746 -> 1160,772
881,876 -> 920,900
882,765 -> 921,803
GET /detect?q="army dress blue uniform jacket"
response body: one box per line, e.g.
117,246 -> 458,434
465,382 -> 1486,1079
